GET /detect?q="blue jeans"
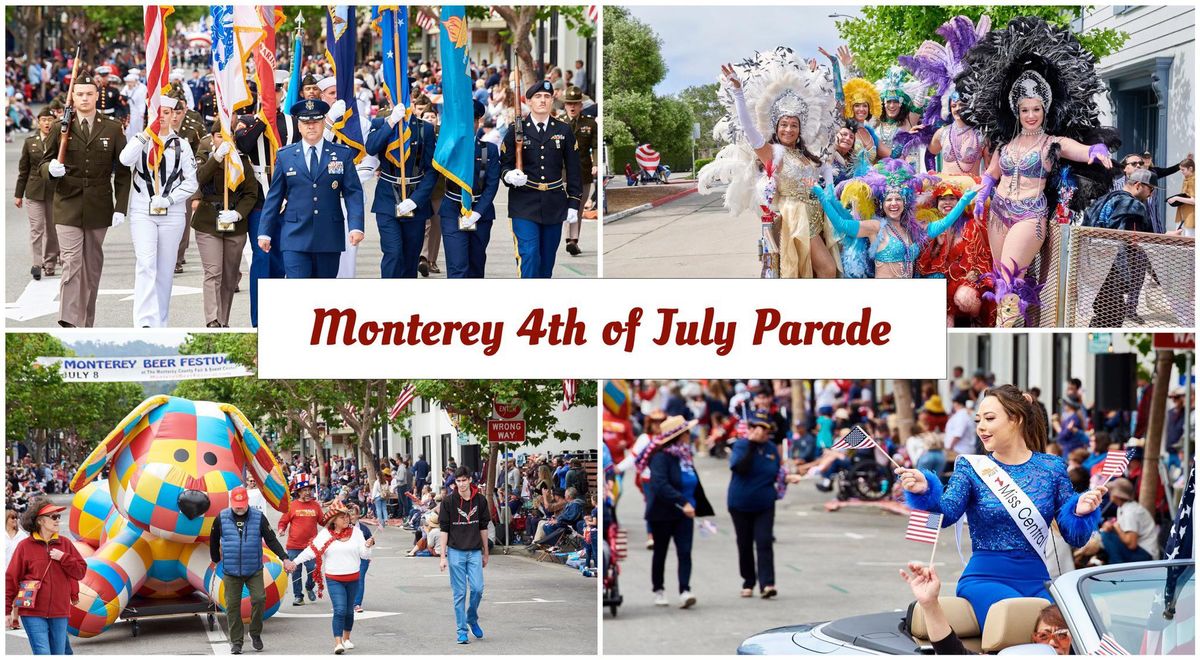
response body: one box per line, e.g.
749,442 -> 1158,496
247,208 -> 284,327
511,218 -> 563,278
447,547 -> 484,635
325,579 -> 358,637
354,558 -> 370,607
373,498 -> 388,525
1100,530 -> 1154,564
286,548 -> 317,598
21,616 -> 69,655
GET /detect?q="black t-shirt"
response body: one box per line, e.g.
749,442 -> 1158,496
438,488 -> 491,552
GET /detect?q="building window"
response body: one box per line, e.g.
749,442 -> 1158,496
421,435 -> 431,463
976,335 -> 991,375
1013,334 -> 1029,390
548,8 -> 560,67
441,434 -> 453,470
420,397 -> 430,413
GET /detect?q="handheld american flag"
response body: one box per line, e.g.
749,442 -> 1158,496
389,384 -> 417,421
832,426 -> 876,451
905,510 -> 943,544
562,379 -> 578,411
144,6 -> 174,171
1097,448 -> 1135,481
1095,633 -> 1130,655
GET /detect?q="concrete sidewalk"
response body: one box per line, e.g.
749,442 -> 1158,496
603,187 -> 761,277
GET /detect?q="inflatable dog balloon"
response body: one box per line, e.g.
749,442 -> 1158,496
67,396 -> 291,637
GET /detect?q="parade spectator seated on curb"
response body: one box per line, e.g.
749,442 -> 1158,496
532,487 -> 587,549
1074,477 -> 1159,566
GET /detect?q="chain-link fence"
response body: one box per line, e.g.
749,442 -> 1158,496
1060,227 -> 1196,328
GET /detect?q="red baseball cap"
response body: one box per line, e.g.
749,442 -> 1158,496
230,487 -> 249,505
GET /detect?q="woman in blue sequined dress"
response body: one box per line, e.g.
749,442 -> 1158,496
894,385 -> 1106,628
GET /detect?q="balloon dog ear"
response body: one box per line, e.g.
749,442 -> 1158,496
220,403 -> 291,513
70,395 -> 173,493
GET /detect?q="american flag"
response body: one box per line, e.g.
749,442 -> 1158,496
586,6 -> 600,23
562,379 -> 578,411
905,509 -> 943,545
1097,448 -> 1135,480
144,6 -> 174,170
298,409 -> 310,423
415,11 -> 436,31
346,404 -> 359,417
832,426 -> 877,451
1095,633 -> 1130,655
389,384 -> 417,421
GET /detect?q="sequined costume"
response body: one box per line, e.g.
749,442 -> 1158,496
698,47 -> 841,278
917,176 -> 995,325
906,452 -> 1100,628
875,66 -> 931,170
939,123 -> 985,175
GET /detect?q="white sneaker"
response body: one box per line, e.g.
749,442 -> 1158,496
680,591 -> 697,609
343,640 -> 355,650
653,590 -> 668,606
334,642 -> 345,654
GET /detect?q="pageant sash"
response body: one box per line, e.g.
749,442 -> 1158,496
962,454 -> 1056,577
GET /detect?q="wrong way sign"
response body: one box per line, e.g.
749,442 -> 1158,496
488,419 -> 526,443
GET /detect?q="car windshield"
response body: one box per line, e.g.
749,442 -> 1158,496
1079,563 -> 1194,655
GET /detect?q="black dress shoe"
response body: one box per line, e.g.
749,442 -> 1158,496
251,634 -> 263,651
31,266 -> 42,281
566,242 -> 581,256
57,320 -> 76,328
174,264 -> 184,274
417,257 -> 430,277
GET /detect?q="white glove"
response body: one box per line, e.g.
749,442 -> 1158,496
48,159 -> 66,178
217,210 -> 241,224
387,103 -> 406,127
326,100 -> 347,122
566,208 -> 579,224
462,211 -> 482,228
111,212 -> 126,227
212,141 -> 231,161
504,169 -> 528,187
150,195 -> 172,212
396,198 -> 417,215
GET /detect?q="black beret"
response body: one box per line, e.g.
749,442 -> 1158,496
526,80 -> 554,99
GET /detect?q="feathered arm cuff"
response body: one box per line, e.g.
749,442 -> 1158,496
813,183 -> 860,236
732,87 -> 766,150
904,469 -> 948,516
1055,493 -> 1101,547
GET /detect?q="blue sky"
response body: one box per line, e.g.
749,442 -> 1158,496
627,5 -> 865,95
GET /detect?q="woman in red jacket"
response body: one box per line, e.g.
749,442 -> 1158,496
5,498 -> 87,655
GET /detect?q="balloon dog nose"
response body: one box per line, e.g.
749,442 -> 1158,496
177,490 -> 211,520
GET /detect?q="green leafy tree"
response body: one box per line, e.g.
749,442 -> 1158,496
835,6 -> 1129,81
676,83 -> 722,159
412,379 -> 597,501
602,6 -> 694,166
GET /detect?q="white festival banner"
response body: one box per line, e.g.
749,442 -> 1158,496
35,354 -> 252,382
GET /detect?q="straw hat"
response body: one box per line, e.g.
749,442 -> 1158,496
653,415 -> 698,445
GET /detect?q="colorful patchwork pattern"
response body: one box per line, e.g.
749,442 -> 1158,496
67,396 -> 290,638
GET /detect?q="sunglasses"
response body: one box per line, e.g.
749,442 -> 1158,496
1125,160 -> 1144,167
1033,628 -> 1070,642
40,514 -> 62,521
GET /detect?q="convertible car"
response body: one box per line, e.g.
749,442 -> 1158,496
738,559 -> 1194,655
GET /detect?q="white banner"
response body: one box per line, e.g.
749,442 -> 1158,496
35,354 -> 252,382
257,279 -> 947,379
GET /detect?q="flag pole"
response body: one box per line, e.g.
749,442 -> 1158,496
929,519 -> 940,568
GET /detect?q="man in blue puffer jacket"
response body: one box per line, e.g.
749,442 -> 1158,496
211,486 -> 294,654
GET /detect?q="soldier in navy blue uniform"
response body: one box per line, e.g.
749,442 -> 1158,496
364,98 -> 438,278
257,99 -> 365,278
501,80 -> 582,278
438,101 -> 500,278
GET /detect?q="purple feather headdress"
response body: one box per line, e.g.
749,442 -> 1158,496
898,15 -> 991,128
860,158 -> 932,244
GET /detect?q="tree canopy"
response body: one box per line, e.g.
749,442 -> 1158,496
835,6 -> 1129,81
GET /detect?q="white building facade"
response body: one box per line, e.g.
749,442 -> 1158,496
1082,5 -> 1195,224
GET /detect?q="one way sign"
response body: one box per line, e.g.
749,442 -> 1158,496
488,419 -> 526,443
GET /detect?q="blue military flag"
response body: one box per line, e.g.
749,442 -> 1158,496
372,6 -> 410,170
431,5 -> 473,214
281,21 -> 303,116
325,5 -> 366,162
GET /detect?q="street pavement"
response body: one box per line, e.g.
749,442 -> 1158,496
5,519 -> 598,655
603,185 -> 760,278
603,450 -> 969,655
5,128 -> 598,329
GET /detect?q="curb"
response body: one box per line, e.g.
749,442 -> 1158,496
603,186 -> 699,225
